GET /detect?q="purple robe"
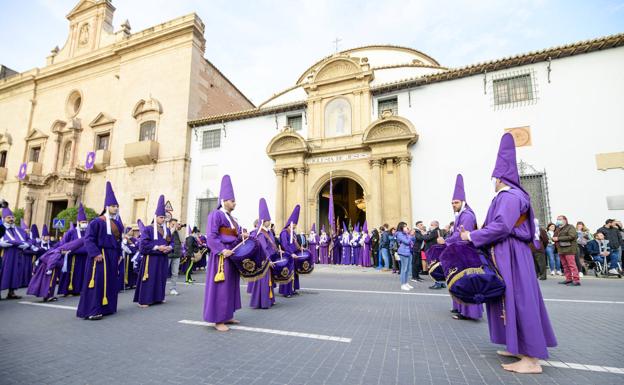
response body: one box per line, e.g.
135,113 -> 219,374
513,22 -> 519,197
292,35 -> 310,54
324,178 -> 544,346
57,228 -> 88,296
203,210 -> 242,323
1,226 -> 27,291
278,228 -> 300,296
447,207 -> 483,320
362,233 -> 372,267
350,233 -> 362,265
28,238 -> 84,299
332,234 -> 341,264
21,236 -> 37,288
470,188 -> 557,359
123,237 -> 139,288
308,233 -> 319,263
76,216 -> 123,319
341,234 -> 352,265
319,234 -> 329,264
133,224 -> 172,305
248,229 -> 277,309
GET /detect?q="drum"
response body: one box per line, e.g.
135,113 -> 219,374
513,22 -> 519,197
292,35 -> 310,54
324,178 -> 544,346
439,241 -> 506,304
271,258 -> 294,284
294,250 -> 314,275
229,239 -> 270,282
425,244 -> 446,282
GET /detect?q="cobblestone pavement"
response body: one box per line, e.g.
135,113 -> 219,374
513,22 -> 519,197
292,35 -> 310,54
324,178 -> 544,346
1,264 -> 623,385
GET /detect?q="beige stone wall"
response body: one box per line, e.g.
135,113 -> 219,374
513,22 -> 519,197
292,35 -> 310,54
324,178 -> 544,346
0,4 -> 252,229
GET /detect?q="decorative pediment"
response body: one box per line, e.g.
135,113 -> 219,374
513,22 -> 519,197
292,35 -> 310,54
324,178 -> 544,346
362,114 -> 418,146
133,97 -> 162,119
67,0 -> 114,20
315,58 -> 361,82
266,130 -> 309,158
89,112 -> 116,128
0,132 -> 12,146
25,128 -> 49,142
51,120 -> 67,134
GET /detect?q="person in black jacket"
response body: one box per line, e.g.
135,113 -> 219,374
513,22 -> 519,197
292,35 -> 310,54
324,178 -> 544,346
530,227 -> 549,280
370,228 -> 380,267
184,227 -> 201,284
411,222 -> 425,282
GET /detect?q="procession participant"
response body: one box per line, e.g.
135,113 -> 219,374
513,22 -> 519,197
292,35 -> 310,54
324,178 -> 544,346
40,225 -> 52,251
438,174 -> 483,321
0,206 -> 28,299
76,182 -> 123,321
184,227 -> 202,283
58,203 -> 89,297
331,225 -> 342,264
203,175 -> 245,332
121,226 -> 139,289
460,134 -> 557,373
307,224 -> 319,263
278,205 -> 302,297
340,223 -> 351,265
134,195 -> 173,307
248,198 -> 277,309
20,219 -> 39,287
361,221 -> 372,267
319,226 -> 329,264
351,224 -> 362,265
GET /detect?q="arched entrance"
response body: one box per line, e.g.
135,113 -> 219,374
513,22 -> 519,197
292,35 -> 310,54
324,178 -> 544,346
317,177 -> 366,232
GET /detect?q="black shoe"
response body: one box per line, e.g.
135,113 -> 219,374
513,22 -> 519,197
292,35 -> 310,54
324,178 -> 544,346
450,309 -> 460,314
558,280 -> 573,285
571,282 -> 581,286
538,277 -> 547,280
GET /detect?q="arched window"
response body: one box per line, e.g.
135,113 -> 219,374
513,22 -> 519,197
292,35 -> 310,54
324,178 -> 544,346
139,121 -> 156,141
62,141 -> 72,166
324,98 -> 351,138
0,150 -> 7,168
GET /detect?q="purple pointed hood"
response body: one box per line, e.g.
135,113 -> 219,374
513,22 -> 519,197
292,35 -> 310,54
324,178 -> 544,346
283,205 -> 300,229
492,133 -> 521,188
258,198 -> 271,222
137,219 -> 146,233
363,221 -> 368,233
104,181 -> 119,207
311,223 -> 316,233
452,174 -> 466,202
2,207 -> 13,218
41,224 -> 49,237
30,224 -> 40,239
321,224 -> 326,233
20,218 -> 28,230
342,221 -> 348,233
155,195 -> 166,216
77,203 -> 87,222
217,175 -> 235,208
354,223 -> 360,232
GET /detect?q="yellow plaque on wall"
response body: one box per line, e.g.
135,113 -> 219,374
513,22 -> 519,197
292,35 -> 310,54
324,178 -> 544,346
504,126 -> 532,147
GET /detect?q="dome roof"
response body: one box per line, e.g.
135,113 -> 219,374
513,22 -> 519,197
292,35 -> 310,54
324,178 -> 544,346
259,45 -> 446,108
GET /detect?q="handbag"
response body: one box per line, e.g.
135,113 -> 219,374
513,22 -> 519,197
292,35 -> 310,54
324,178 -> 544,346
192,247 -> 207,262
559,241 -> 572,247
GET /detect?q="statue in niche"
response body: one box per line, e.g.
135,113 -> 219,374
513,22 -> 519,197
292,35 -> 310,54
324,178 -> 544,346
324,98 -> 351,138
78,23 -> 90,46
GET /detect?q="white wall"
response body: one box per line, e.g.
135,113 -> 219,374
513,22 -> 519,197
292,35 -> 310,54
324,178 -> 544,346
187,109 -> 308,230
387,47 -> 624,231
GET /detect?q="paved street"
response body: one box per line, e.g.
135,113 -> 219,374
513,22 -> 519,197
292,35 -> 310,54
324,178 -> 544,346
1,265 -> 623,385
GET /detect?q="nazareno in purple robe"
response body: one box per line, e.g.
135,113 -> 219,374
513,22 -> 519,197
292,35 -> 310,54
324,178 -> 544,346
28,238 -> 84,299
319,234 -> 329,264
470,188 -> 557,359
202,209 -> 242,323
76,216 -> 123,319
1,226 -> 27,291
308,233 -> 319,263
133,224 -> 172,305
248,228 -> 277,309
278,228 -> 301,296
341,233 -> 352,265
57,228 -> 88,296
446,207 -> 483,320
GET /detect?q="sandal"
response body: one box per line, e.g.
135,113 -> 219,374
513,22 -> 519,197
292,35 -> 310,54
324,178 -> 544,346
87,314 -> 103,321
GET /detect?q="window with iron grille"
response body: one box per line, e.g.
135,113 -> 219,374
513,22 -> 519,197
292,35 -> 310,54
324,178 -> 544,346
378,97 -> 398,118
196,197 -> 218,233
287,115 -> 302,131
519,164 -> 551,227
202,129 -> 221,149
493,74 -> 534,106
139,121 -> 156,141
0,150 -> 7,167
29,146 -> 41,162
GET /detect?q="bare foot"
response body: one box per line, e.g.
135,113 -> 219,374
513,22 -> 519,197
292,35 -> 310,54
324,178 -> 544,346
214,323 -> 229,332
138,304 -> 149,308
497,350 -> 520,358
502,356 -> 542,374
225,319 -> 240,324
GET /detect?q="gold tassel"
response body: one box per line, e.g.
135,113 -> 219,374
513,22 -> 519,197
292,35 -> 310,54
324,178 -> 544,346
124,254 -> 129,285
88,258 -> 97,288
69,255 -> 76,291
268,275 -> 273,299
142,255 -> 150,281
102,249 -> 109,305
214,254 -> 225,283
49,269 -> 56,288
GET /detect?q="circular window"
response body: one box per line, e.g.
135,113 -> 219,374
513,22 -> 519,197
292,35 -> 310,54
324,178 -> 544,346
66,91 -> 82,118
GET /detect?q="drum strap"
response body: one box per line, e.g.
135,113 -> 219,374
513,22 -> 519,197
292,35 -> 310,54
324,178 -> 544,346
490,246 -> 506,326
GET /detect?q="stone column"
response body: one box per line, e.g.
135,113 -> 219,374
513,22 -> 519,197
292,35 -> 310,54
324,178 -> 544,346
369,158 -> 383,227
24,195 -> 35,226
397,156 -> 412,226
295,166 -> 308,229
274,168 -> 285,229
67,193 -> 77,208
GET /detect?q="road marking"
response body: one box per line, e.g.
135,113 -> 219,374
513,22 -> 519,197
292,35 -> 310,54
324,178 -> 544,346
540,360 -> 624,375
18,301 -> 77,310
178,319 -> 351,343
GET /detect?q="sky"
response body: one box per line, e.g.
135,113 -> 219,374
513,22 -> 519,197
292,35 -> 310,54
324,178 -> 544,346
1,0 -> 623,105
